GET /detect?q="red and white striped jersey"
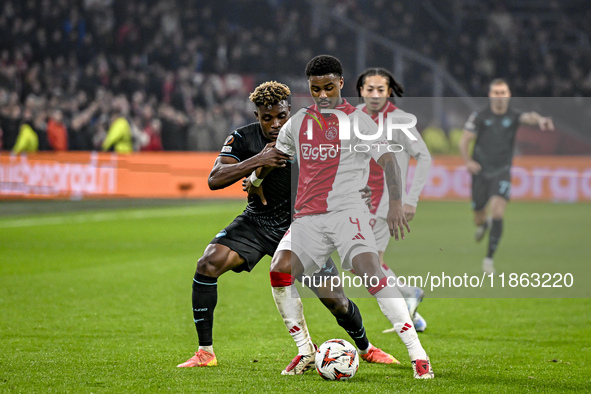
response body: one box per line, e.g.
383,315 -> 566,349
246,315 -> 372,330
276,99 -> 390,218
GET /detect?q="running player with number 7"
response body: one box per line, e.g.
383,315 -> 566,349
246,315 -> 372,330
459,78 -> 554,274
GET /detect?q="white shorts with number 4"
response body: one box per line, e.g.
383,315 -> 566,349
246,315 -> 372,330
277,209 -> 378,276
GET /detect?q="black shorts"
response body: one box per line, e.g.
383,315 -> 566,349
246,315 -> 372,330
210,214 -> 287,273
471,170 -> 511,211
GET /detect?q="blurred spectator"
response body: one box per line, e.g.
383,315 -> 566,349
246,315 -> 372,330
187,108 -> 214,151
12,108 -> 38,153
68,91 -> 95,150
102,109 -> 133,153
158,103 -> 188,151
0,91 -> 22,150
0,0 -> 589,154
32,109 -> 50,151
141,118 -> 163,151
46,109 -> 68,151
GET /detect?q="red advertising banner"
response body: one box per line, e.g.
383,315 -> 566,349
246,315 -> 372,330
418,156 -> 591,202
1,152 -> 590,202
0,152 -> 242,199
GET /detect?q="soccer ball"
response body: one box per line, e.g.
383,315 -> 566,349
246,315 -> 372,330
315,339 -> 359,381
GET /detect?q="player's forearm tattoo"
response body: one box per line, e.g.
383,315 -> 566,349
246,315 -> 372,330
384,157 -> 402,201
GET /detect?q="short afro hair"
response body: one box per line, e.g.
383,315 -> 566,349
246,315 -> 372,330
305,55 -> 343,78
249,81 -> 291,108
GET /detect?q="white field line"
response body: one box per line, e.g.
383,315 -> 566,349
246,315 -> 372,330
0,206 -> 226,229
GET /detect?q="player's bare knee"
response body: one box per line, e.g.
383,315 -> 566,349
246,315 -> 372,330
474,210 -> 487,225
491,204 -> 506,220
270,250 -> 303,278
270,250 -> 291,274
490,196 -> 507,218
351,252 -> 384,280
196,253 -> 228,278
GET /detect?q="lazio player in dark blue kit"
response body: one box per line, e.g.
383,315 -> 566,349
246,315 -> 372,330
177,82 -> 291,368
459,79 -> 554,274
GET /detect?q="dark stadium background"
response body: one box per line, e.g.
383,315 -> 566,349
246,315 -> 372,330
1,0 -> 590,154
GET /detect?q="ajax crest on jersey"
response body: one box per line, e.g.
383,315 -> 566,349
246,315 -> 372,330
315,339 -> 359,381
325,126 -> 338,140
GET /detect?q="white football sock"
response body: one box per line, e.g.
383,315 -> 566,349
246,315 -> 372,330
199,345 -> 214,354
373,285 -> 427,361
272,284 -> 315,355
358,342 -> 372,354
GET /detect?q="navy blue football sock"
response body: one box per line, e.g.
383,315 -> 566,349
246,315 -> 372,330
192,273 -> 218,347
335,299 -> 370,351
487,219 -> 503,258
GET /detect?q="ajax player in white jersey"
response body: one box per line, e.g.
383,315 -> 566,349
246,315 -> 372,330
256,55 -> 434,379
356,68 -> 432,333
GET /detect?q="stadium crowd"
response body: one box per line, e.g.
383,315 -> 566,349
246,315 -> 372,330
337,0 -> 591,97
1,0 -> 590,152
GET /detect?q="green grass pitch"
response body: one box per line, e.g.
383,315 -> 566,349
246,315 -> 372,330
0,199 -> 589,392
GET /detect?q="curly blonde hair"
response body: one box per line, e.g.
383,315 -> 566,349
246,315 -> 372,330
248,81 -> 291,107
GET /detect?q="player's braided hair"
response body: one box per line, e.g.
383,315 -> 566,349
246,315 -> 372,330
305,55 -> 343,77
355,68 -> 404,102
249,81 -> 291,108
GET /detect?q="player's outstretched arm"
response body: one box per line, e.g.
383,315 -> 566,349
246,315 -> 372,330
208,143 -> 290,190
519,112 -> 555,131
377,152 -> 410,240
459,129 -> 480,175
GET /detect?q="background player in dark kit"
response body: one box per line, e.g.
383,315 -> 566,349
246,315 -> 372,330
459,78 -> 554,274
